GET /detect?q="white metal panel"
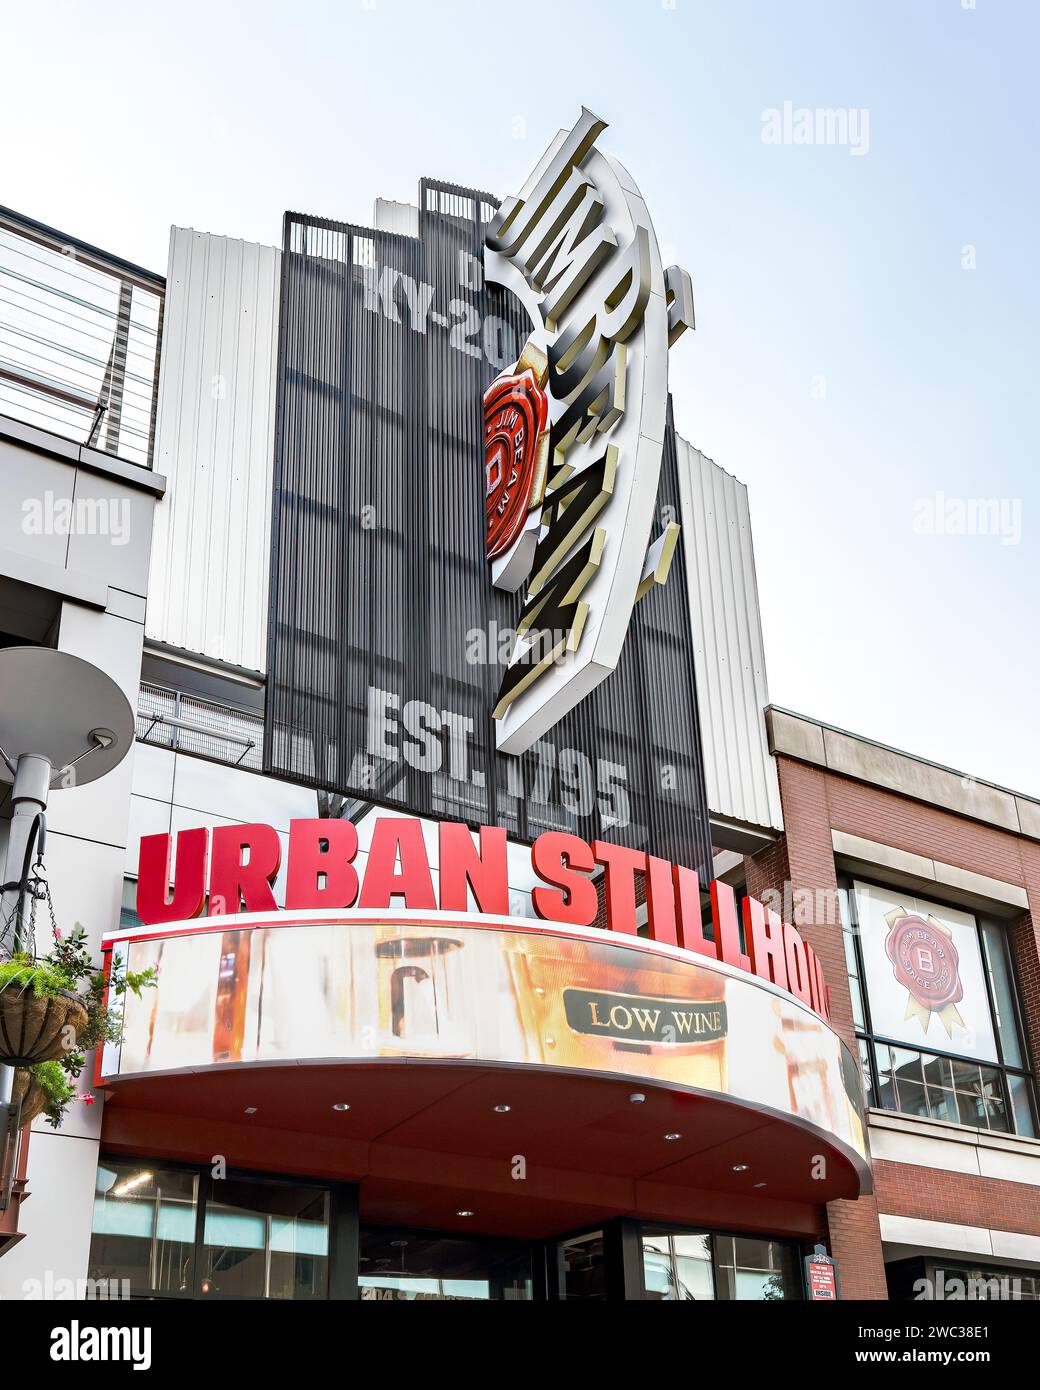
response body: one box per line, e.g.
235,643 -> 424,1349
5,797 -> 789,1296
676,435 -> 783,833
372,198 -> 419,237
147,228 -> 280,672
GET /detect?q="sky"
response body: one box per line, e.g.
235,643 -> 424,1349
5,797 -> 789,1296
2,0 -> 1037,792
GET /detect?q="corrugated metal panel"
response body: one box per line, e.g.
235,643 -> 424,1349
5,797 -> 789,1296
147,228 -> 280,671
676,435 -> 783,834
263,190 -> 713,875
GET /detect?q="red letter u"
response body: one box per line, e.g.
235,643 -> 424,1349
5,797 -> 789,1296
136,829 -> 208,925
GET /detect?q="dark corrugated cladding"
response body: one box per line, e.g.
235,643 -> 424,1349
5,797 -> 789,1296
265,181 -> 713,877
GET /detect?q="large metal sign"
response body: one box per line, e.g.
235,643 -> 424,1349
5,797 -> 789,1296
264,119 -> 710,873
484,108 -> 694,753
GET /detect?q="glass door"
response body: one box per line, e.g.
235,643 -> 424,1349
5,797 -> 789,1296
358,1227 -> 533,1300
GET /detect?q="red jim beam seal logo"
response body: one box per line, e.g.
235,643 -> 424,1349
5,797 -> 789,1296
884,907 -> 965,1038
483,341 -> 549,561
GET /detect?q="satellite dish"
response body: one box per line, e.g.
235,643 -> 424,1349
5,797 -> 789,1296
0,647 -> 134,787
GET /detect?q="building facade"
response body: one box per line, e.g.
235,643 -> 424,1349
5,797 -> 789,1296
750,710 -> 1040,1300
0,112 -> 1037,1302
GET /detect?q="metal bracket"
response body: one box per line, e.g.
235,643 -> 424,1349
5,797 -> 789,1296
0,1100 -> 23,1213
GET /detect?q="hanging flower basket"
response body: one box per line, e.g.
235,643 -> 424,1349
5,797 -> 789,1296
10,1067 -> 47,1126
0,980 -> 88,1066
0,873 -> 156,1131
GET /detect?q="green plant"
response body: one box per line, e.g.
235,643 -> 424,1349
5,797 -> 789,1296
27,1060 -> 77,1129
1,925 -> 156,1117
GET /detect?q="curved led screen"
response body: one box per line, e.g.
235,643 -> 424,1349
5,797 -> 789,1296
102,912 -> 866,1164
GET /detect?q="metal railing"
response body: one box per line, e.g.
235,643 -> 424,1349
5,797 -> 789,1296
137,683 -> 263,771
0,207 -> 164,467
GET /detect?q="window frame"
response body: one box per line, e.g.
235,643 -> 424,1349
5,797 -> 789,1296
840,874 -> 1038,1138
88,1156 -> 343,1302
554,1217 -> 805,1300
638,1221 -> 803,1301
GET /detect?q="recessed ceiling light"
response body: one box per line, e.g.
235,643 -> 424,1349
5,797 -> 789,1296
457,1209 -> 474,1218
732,1163 -> 750,1173
332,1102 -> 351,1112
493,1104 -> 511,1114
629,1092 -> 646,1104
243,1106 -> 257,1115
753,1182 -> 767,1189
663,1132 -> 682,1141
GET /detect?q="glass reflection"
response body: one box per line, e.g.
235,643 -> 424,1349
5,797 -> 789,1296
359,1228 -> 532,1301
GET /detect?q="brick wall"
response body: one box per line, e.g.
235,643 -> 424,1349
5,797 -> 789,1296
762,753 -> 1040,1300
873,1159 -> 1040,1235
747,763 -> 890,1298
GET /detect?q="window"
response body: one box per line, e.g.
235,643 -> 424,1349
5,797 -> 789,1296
89,1163 -> 198,1295
642,1231 -> 714,1300
359,1227 -> 532,1301
558,1230 -> 607,1300
640,1228 -> 801,1300
200,1179 -> 329,1299
88,1160 -> 330,1300
845,881 -> 1036,1137
120,878 -> 142,932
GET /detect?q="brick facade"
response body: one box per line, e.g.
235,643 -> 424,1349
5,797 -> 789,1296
746,753 -> 1040,1300
872,1160 -> 1040,1236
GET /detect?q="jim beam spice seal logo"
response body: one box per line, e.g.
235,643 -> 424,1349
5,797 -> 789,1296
484,341 -> 550,560
883,907 -> 965,1038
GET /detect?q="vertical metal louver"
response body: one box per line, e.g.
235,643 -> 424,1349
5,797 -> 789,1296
266,182 -> 713,877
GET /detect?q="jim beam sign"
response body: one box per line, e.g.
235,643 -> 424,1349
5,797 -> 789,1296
483,108 -> 694,754
884,906 -> 965,1039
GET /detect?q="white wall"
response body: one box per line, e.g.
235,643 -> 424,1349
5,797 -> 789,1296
676,436 -> 783,837
0,1130 -> 100,1298
126,745 -> 319,904
147,229 -> 280,672
0,441 -> 156,1296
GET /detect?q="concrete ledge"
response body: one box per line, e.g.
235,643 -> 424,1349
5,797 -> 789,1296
0,413 -> 166,497
767,706 -> 1040,842
709,814 -> 777,855
832,830 -> 1028,911
0,544 -> 107,609
79,443 -> 167,498
879,1212 -> 1040,1267
868,1108 -> 1040,1184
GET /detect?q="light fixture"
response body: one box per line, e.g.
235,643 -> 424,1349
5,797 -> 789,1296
493,1104 -> 511,1113
457,1209 -> 474,1218
732,1163 -> 750,1173
332,1102 -> 351,1112
663,1132 -> 682,1141
111,1170 -> 152,1198
629,1092 -> 646,1104
753,1182 -> 767,1189
243,1106 -> 257,1115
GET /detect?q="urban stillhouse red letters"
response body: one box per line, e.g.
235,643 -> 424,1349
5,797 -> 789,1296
136,818 -> 831,1021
